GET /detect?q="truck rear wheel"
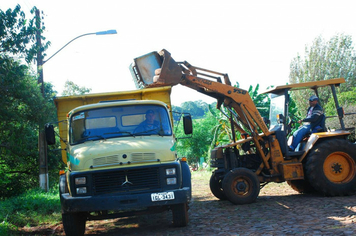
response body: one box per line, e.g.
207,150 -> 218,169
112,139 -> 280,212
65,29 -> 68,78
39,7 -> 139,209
222,168 -> 260,205
62,212 -> 87,236
305,139 -> 356,196
209,173 -> 227,200
171,203 -> 188,227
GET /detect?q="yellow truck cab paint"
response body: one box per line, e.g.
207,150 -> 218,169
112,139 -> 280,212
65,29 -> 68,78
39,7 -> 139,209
47,86 -> 192,235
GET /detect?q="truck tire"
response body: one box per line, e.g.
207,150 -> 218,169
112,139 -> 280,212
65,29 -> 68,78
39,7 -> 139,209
222,168 -> 260,205
171,203 -> 188,227
209,173 -> 227,200
286,179 -> 316,194
305,139 -> 356,196
62,212 -> 87,236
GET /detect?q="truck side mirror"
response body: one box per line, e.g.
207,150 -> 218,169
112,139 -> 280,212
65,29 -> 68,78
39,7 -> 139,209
183,115 -> 193,135
45,124 -> 56,145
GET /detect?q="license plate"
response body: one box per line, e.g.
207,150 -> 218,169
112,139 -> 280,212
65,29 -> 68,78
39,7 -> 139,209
151,192 -> 175,201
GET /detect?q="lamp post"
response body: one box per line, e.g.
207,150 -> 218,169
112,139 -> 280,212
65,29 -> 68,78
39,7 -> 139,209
36,13 -> 117,191
43,29 -> 117,65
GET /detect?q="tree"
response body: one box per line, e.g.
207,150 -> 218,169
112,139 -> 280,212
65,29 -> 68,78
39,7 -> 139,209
247,84 -> 270,118
289,34 -> 356,115
0,5 -> 50,63
0,5 -> 57,198
0,55 -> 58,198
62,80 -> 92,96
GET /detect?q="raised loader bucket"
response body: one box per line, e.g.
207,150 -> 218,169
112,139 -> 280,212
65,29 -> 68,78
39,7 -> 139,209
130,49 -> 183,89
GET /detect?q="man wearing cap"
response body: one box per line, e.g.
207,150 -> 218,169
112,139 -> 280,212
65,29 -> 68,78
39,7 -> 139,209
134,109 -> 161,134
289,95 -> 324,151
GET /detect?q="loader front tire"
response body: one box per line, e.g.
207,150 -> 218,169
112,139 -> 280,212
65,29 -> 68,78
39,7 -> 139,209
222,168 -> 260,205
305,139 -> 356,196
209,173 -> 227,200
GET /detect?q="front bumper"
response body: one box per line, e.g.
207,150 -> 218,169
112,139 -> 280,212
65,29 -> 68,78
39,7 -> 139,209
61,187 -> 191,213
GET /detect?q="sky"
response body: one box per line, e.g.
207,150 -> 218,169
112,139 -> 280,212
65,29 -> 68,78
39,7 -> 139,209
3,0 -> 356,105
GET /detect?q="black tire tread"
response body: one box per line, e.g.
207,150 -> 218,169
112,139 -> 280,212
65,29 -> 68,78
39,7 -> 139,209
305,139 -> 356,196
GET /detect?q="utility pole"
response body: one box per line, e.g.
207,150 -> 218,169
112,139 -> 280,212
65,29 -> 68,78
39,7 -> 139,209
36,9 -> 48,191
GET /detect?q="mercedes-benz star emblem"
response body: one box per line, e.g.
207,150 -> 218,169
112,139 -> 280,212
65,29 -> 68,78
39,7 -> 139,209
121,175 -> 133,186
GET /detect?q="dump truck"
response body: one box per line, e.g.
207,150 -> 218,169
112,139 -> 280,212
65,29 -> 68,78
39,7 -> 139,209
130,49 -> 356,205
46,86 -> 192,236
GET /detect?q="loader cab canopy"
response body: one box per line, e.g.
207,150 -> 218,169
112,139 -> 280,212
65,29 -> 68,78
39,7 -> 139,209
264,78 -> 346,132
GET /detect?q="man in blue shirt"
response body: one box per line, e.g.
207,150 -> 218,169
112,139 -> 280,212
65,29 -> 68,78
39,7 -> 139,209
134,110 -> 161,134
289,95 -> 324,151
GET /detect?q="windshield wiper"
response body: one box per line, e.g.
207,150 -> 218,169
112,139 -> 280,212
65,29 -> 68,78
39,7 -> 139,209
74,135 -> 106,144
133,128 -> 164,136
103,131 -> 134,136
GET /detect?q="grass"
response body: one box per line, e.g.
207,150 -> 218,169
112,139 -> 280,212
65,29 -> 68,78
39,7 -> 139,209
0,170 -> 214,235
0,186 -> 62,235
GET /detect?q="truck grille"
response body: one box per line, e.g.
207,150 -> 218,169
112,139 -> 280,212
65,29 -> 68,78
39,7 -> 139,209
92,167 -> 160,195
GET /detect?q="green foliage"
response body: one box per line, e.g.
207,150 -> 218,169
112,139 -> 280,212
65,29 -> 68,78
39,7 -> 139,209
289,34 -> 356,113
324,89 -> 356,141
0,55 -> 60,198
172,100 -> 209,120
324,88 -> 356,115
176,112 -> 217,164
247,83 -> 270,118
0,5 -> 50,63
0,186 -> 61,234
61,80 -> 92,96
0,5 -> 61,199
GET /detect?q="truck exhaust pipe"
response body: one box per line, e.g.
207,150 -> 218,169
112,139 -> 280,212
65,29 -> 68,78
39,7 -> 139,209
130,49 -> 183,89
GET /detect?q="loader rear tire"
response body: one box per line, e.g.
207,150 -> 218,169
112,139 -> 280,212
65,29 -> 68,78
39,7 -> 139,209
305,139 -> 356,196
286,179 -> 316,194
209,173 -> 227,200
222,168 -> 260,205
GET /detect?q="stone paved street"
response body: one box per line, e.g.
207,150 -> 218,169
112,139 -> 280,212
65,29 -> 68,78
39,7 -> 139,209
21,171 -> 356,235
82,171 -> 356,236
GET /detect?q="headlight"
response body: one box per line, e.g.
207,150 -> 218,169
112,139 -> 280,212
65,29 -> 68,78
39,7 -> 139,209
166,177 -> 177,185
75,177 -> 86,185
166,168 -> 176,175
76,187 -> 87,194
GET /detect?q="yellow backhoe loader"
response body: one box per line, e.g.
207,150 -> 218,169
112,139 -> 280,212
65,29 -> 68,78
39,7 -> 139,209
129,49 -> 356,205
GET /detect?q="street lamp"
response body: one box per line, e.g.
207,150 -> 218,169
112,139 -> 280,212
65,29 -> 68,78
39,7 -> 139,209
43,29 -> 117,65
37,26 -> 117,191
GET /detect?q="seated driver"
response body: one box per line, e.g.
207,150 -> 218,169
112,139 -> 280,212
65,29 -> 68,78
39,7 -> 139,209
134,110 -> 161,134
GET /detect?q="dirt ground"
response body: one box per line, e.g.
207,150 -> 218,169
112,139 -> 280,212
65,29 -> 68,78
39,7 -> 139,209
19,171 -> 356,236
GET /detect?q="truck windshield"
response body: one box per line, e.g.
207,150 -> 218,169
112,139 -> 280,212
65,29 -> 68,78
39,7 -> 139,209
269,94 -> 285,129
69,104 -> 172,145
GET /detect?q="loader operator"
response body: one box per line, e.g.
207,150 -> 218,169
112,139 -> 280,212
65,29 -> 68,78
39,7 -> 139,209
289,95 -> 324,151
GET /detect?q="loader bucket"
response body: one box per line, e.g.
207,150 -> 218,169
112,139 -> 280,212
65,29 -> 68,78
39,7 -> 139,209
130,49 -> 183,89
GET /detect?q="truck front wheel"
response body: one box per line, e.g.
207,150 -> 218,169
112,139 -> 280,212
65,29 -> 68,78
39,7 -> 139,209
171,203 -> 188,227
62,212 -> 87,236
222,168 -> 260,205
306,139 -> 356,196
